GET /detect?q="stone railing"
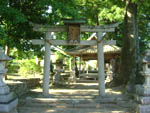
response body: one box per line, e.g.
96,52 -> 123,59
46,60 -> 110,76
7,78 -> 41,97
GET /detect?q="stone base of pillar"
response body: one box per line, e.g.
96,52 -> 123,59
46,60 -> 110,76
136,85 -> 150,96
0,98 -> 18,113
135,85 -> 150,113
0,85 -> 18,113
69,71 -> 76,83
0,108 -> 18,113
135,95 -> 150,104
0,86 -> 10,95
53,74 -> 61,84
136,104 -> 150,113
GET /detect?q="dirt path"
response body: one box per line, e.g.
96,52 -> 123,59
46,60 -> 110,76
17,83 -> 134,113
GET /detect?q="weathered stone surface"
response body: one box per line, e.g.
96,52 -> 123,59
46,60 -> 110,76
0,98 -> 18,112
0,108 -> 18,113
136,85 -> 150,96
0,85 -> 10,95
8,78 -> 40,97
0,92 -> 14,103
136,95 -> 150,104
0,47 -> 18,113
137,104 -> 150,113
0,47 -> 11,61
0,69 -> 7,75
9,109 -> 18,113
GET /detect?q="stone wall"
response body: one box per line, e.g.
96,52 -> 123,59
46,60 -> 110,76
7,78 -> 41,97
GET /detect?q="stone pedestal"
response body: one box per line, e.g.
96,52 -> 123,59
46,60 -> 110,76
0,85 -> 18,113
135,85 -> 150,113
69,71 -> 76,83
0,48 -> 18,113
53,69 -> 63,84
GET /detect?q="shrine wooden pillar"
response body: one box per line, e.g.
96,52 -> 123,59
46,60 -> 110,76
97,32 -> 105,96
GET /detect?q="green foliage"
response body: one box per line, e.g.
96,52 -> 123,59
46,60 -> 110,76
0,1 -> 27,24
0,25 -> 7,46
0,0 -> 50,55
0,0 -> 149,61
7,59 -> 42,76
7,61 -> 20,73
138,1 -> 150,51
99,5 -> 124,23
18,59 -> 42,76
9,48 -> 35,59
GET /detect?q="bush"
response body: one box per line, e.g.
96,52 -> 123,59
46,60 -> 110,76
7,61 -> 20,73
18,60 -> 42,76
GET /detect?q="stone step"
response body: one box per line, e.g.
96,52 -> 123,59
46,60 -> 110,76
19,102 -> 119,108
37,95 -> 97,99
18,98 -> 132,113
18,106 -> 130,113
21,98 -> 97,104
76,80 -> 98,83
19,96 -> 130,106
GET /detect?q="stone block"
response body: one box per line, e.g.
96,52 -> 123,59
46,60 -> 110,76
0,92 -> 14,103
0,98 -> 18,112
136,85 -> 150,96
136,95 -> 150,104
137,104 -> 150,113
0,86 -> 10,95
0,108 -> 18,113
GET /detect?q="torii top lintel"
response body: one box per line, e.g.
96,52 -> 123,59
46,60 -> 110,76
30,22 -> 120,33
63,19 -> 86,25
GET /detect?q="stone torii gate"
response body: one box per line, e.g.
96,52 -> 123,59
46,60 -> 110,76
31,21 -> 119,96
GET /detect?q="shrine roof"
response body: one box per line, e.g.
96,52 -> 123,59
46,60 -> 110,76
66,45 -> 120,55
65,33 -> 121,60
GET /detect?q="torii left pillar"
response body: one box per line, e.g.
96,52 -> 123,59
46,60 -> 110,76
43,32 -> 51,96
97,32 -> 105,96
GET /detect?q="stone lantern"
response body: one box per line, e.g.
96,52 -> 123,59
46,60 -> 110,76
53,59 -> 66,84
141,50 -> 150,89
135,50 -> 150,113
0,47 -> 18,113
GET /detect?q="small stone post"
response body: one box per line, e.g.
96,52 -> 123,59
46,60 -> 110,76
0,47 -> 18,113
135,50 -> 150,113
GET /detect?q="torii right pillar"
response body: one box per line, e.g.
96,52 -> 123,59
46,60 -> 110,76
97,32 -> 105,96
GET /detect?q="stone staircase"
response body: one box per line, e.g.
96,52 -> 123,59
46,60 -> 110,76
17,82 -> 135,113
17,94 -> 133,113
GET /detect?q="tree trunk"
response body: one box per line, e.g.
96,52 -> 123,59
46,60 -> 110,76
119,0 -> 138,93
